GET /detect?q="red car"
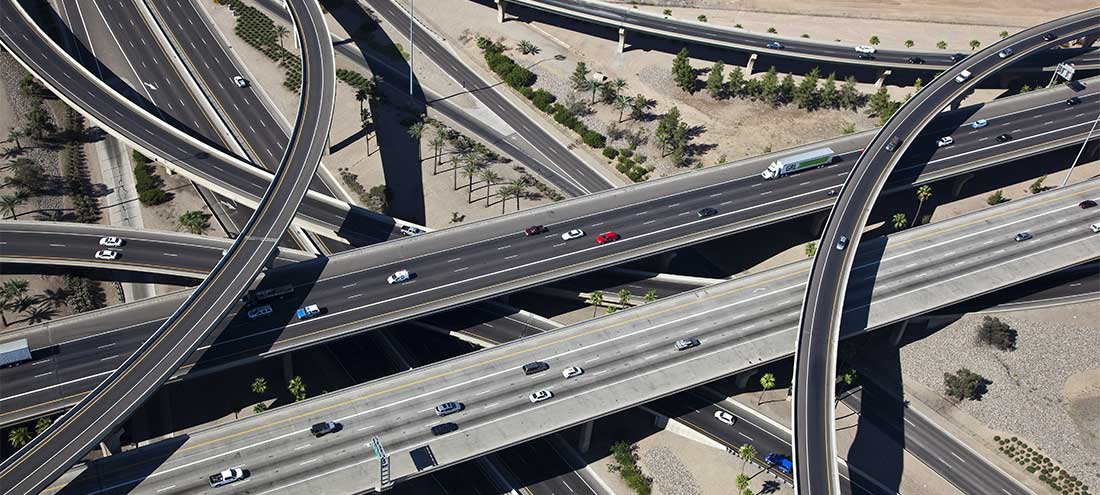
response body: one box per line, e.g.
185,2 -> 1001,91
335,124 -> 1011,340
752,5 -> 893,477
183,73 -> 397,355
524,225 -> 547,236
596,232 -> 621,244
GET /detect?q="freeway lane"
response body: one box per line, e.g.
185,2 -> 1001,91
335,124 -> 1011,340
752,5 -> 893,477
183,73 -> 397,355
45,179 -> 1100,495
366,0 -> 615,195
0,0 -> 335,492
505,0 -> 1100,70
793,10 -> 1100,495
2,83 -> 1097,426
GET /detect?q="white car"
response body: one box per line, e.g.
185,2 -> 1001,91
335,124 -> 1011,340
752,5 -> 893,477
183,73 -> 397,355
562,366 -> 584,379
94,249 -> 119,260
854,45 -> 876,54
560,229 -> 585,241
970,119 -> 988,129
400,225 -> 425,237
937,136 -> 954,148
1090,223 -> 1099,233
387,269 -> 411,284
713,410 -> 736,426
99,237 -> 123,247
954,69 -> 972,84
529,390 -> 553,403
232,75 -> 249,88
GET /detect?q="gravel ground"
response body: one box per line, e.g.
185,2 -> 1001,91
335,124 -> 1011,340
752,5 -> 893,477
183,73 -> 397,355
0,52 -> 65,215
898,313 -> 1100,489
641,445 -> 704,495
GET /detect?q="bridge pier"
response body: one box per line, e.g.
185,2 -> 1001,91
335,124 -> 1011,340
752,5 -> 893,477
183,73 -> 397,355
952,172 -> 974,197
745,53 -> 758,74
656,251 -> 678,272
1080,33 -> 1099,47
889,319 -> 911,346
283,353 -> 295,384
160,386 -> 175,435
618,27 -> 626,53
735,369 -> 759,389
874,70 -> 892,90
99,428 -> 124,457
578,420 -> 594,453
810,210 -> 829,237
495,0 -> 506,23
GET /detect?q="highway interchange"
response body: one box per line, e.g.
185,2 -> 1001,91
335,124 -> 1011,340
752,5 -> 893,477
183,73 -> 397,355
793,9 -> 1100,494
0,0 -> 1098,493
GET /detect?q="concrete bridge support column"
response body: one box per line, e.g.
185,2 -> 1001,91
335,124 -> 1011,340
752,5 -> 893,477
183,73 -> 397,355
745,53 -> 758,74
874,70 -> 892,90
618,27 -> 626,53
283,353 -> 295,384
810,210 -> 829,237
656,251 -> 678,272
495,0 -> 506,23
735,369 -> 759,389
99,428 -> 123,457
889,319 -> 911,347
952,172 -> 974,197
578,420 -> 594,453
159,386 -> 175,435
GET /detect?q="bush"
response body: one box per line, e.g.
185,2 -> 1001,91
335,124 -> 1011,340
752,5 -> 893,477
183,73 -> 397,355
626,166 -> 648,182
977,316 -> 1017,351
943,368 -> 989,401
582,130 -> 606,148
504,65 -> 534,89
607,441 -> 652,495
987,190 -> 1008,205
602,147 -> 619,160
133,152 -> 169,206
529,89 -> 557,111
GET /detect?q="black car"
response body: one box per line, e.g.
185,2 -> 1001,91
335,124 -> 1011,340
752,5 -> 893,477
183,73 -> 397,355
996,133 -> 1012,142
310,421 -> 339,437
1043,32 -> 1057,41
1067,96 -> 1082,106
857,53 -> 874,60
1014,232 -> 1032,242
522,361 -> 550,375
950,53 -> 967,63
431,422 -> 459,436
697,207 -> 718,217
885,136 -> 902,152
907,57 -> 925,64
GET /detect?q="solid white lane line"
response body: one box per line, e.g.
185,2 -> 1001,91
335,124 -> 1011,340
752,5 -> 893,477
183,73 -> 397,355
454,267 -> 469,273
342,283 -> 357,288
447,258 -> 461,263
505,254 -> 519,260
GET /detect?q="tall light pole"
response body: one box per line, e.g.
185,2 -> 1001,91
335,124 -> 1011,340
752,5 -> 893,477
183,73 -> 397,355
409,0 -> 414,96
1061,109 -> 1100,187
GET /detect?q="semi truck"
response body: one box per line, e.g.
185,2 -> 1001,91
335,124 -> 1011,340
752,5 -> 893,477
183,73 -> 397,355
0,339 -> 32,368
240,284 -> 294,306
208,467 -> 246,488
760,147 -> 836,179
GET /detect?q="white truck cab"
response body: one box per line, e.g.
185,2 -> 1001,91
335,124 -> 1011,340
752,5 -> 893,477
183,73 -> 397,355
209,467 -> 246,488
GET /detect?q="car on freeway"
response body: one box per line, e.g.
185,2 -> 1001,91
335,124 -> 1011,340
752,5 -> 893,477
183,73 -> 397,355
854,45 -> 876,54
232,76 -> 249,88
562,366 -> 583,379
400,225 -> 426,237
950,53 -> 968,63
1091,223 -> 1100,233
907,56 -> 925,64
524,225 -> 548,236
766,41 -> 784,50
522,361 -> 550,375
857,53 -> 874,60
937,136 -> 954,148
561,229 -> 585,241
765,453 -> 793,475
296,304 -> 321,320
674,338 -> 700,351
310,421 -> 339,437
954,70 -> 971,83
1014,232 -> 1032,242
1078,200 -> 1097,209
529,390 -> 553,403
835,235 -> 849,251
387,269 -> 411,285
713,410 -> 736,426
435,401 -> 464,416
697,207 -> 718,218
885,136 -> 902,152
996,133 -> 1012,143
99,237 -> 124,247
827,189 -> 838,197
970,119 -> 988,129
998,47 -> 1014,58
208,467 -> 247,488
596,232 -> 621,244
431,422 -> 459,436
246,305 -> 272,320
1043,32 -> 1058,41
94,249 -> 119,260
1067,96 -> 1082,106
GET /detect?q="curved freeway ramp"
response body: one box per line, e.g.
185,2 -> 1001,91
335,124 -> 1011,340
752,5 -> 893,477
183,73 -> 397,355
792,9 -> 1100,495
0,0 -> 335,493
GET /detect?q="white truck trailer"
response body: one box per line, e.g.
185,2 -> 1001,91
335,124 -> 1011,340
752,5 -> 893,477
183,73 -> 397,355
0,339 -> 32,368
760,147 -> 836,179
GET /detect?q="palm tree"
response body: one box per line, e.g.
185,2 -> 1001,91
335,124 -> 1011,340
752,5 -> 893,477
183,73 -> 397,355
904,39 -> 914,48
461,162 -> 481,203
287,376 -> 307,402
251,377 -> 268,395
355,88 -> 368,113
869,35 -> 880,45
913,185 -> 932,226
8,427 -> 32,448
7,128 -> 24,150
516,40 -> 539,55
604,78 -> 627,103
275,25 -> 290,48
429,134 -> 446,175
969,39 -> 981,50
588,291 -> 604,317
407,121 -> 426,145
0,279 -> 28,327
735,473 -> 750,491
613,94 -> 632,123
479,169 -> 502,206
643,290 -> 657,303
617,288 -> 631,307
892,212 -> 908,230
936,40 -> 948,50
34,417 -> 52,435
510,180 -> 527,211
0,194 -> 24,219
360,109 -> 372,156
758,372 -> 775,405
495,183 -> 514,214
738,443 -> 756,474
579,77 -> 601,104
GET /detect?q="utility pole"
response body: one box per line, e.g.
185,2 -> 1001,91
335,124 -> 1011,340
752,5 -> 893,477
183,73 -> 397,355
409,0 -> 414,96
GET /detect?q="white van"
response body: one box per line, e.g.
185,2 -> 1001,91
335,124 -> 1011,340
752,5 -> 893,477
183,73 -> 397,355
954,70 -> 972,83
